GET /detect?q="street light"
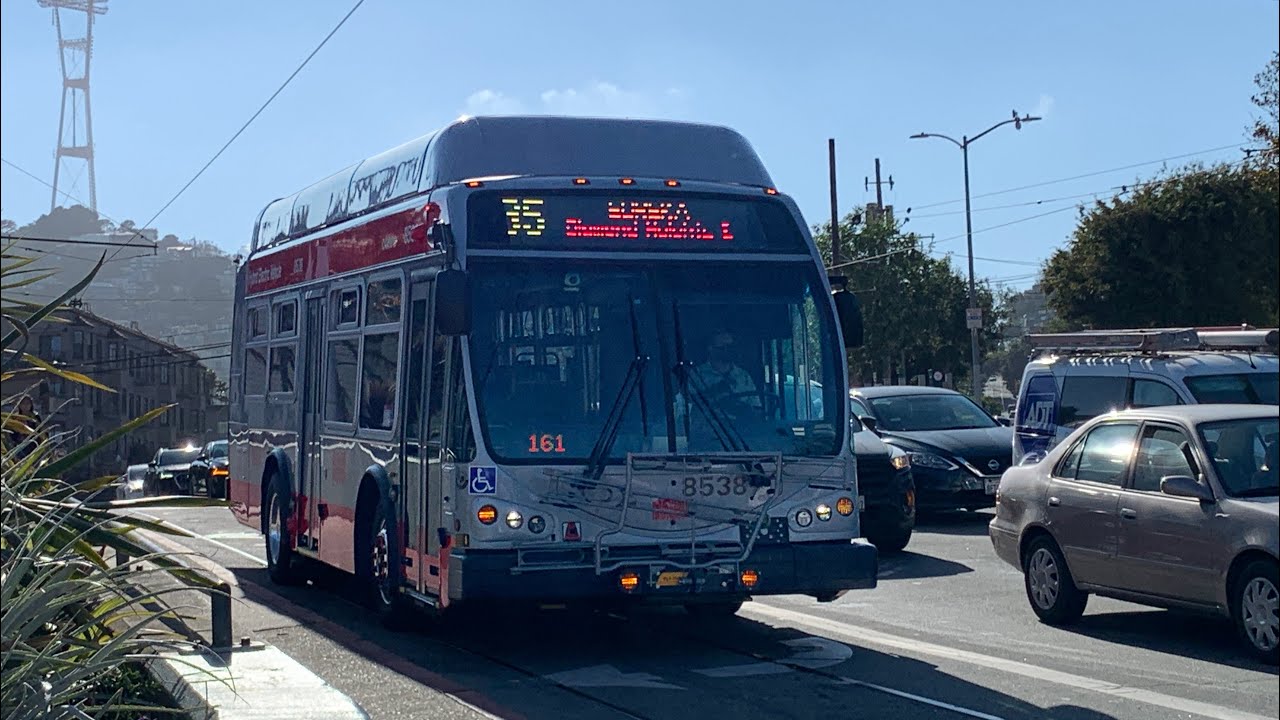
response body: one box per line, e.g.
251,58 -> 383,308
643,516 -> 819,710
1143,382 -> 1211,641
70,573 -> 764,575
910,110 -> 1040,401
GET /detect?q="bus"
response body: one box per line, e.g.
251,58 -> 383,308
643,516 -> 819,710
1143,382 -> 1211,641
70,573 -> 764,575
228,115 -> 876,622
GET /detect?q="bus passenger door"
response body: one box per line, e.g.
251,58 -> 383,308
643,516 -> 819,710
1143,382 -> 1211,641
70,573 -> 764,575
299,295 -> 325,552
402,282 -> 431,592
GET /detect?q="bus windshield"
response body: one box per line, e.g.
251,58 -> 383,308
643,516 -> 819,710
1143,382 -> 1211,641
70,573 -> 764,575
468,259 -> 841,463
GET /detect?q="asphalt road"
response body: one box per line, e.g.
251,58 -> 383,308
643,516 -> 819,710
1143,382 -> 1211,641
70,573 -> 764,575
134,506 -> 1278,720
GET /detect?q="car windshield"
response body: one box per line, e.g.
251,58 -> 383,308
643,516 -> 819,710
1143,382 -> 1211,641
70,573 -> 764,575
158,448 -> 201,465
207,441 -> 228,458
1184,372 -> 1279,404
468,259 -> 842,463
1198,416 -> 1279,498
866,393 -> 998,432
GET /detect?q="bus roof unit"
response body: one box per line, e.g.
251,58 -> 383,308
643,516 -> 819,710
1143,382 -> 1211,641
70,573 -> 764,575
251,115 -> 773,254
1027,327 -> 1279,355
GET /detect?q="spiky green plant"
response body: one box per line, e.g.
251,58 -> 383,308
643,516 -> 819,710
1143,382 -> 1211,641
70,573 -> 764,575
2,244 -> 225,719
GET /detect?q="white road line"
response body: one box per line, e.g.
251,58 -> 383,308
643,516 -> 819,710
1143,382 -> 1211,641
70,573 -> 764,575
840,678 -> 1006,720
746,602 -> 1273,720
130,511 -> 268,567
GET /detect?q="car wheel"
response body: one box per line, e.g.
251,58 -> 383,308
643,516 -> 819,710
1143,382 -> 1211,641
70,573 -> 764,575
1233,560 -> 1279,665
866,523 -> 913,554
356,495 -> 413,628
684,599 -> 745,619
264,473 -> 301,585
1023,535 -> 1087,625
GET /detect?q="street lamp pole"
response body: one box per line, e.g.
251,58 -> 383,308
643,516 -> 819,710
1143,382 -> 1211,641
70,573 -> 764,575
911,110 -> 1040,401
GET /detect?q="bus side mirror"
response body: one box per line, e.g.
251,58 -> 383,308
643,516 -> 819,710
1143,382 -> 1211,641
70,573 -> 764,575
436,269 -> 472,336
832,290 -> 863,348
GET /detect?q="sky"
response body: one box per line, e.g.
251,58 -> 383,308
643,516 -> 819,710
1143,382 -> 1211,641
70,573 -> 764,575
2,0 -> 1277,291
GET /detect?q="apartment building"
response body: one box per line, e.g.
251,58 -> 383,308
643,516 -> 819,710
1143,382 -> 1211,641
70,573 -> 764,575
4,307 -> 219,480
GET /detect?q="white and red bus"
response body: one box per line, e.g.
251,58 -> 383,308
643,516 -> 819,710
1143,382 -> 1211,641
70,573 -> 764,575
228,115 -> 875,622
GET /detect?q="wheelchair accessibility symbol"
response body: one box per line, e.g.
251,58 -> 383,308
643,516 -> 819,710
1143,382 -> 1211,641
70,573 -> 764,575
468,466 -> 497,495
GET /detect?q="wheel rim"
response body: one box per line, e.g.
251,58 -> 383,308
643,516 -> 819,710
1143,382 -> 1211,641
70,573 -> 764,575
1028,547 -> 1060,609
267,492 -> 283,565
372,517 -> 392,606
1241,576 -> 1279,652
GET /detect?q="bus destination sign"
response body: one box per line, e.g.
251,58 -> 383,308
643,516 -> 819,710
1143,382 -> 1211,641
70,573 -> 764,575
468,191 -> 805,253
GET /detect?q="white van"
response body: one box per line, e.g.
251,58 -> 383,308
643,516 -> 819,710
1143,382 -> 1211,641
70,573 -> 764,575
1013,328 -> 1278,464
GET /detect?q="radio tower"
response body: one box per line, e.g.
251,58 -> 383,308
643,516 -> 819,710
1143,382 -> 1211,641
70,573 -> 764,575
40,0 -> 107,212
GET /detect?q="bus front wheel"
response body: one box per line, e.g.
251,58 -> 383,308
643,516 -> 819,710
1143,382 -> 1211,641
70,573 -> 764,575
356,494 -> 413,629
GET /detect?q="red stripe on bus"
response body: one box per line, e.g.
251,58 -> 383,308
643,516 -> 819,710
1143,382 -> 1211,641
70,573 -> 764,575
245,206 -> 439,295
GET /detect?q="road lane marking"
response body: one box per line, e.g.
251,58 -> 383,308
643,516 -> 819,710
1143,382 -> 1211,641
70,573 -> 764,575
694,637 -> 851,677
130,511 -> 268,567
838,678 -> 1006,720
746,602 -> 1273,720
545,665 -> 685,690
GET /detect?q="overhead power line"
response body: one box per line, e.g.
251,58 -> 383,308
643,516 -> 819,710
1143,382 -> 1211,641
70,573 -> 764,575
3,233 -> 157,249
103,0 -> 366,266
909,142 -> 1248,211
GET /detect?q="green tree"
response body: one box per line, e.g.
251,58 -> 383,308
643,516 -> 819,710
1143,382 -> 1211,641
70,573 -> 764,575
813,209 -> 1002,388
1042,163 -> 1279,329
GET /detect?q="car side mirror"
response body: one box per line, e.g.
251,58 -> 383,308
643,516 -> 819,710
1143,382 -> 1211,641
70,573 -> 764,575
858,415 -> 878,433
849,415 -> 864,433
1160,475 -> 1215,503
997,417 -> 1012,427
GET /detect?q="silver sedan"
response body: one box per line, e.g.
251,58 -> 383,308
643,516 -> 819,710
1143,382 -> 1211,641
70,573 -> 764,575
989,403 -> 1279,664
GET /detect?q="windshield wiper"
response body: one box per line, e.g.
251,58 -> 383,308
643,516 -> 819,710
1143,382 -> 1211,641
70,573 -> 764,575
671,300 -> 748,453
583,295 -> 650,481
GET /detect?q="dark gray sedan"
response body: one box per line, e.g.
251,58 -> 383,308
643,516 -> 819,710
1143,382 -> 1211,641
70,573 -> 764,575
990,404 -> 1279,664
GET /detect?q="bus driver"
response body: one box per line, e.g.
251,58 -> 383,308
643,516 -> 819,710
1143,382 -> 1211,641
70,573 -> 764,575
690,329 -> 762,414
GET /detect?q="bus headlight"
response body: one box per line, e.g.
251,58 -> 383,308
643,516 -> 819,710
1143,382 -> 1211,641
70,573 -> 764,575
528,516 -> 546,534
477,505 -> 497,525
815,504 -> 832,521
795,509 -> 813,527
836,497 -> 854,516
505,510 -> 523,529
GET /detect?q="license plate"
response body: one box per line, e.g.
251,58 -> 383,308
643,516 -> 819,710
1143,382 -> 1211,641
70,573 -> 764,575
985,478 -> 1000,495
656,570 -> 688,588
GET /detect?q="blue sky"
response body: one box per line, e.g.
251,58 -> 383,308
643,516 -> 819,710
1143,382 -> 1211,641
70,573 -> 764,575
2,0 -> 1276,290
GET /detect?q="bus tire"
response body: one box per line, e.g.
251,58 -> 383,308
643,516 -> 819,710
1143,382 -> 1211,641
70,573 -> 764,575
264,472 -> 302,585
357,494 -> 413,629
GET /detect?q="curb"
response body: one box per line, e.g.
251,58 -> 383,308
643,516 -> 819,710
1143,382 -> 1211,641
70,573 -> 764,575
149,642 -> 370,720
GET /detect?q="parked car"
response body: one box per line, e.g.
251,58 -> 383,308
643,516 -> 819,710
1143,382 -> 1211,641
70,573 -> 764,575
143,445 -> 203,495
851,412 -> 916,553
990,404 -> 1279,664
850,386 -> 1013,512
115,463 -> 148,500
1013,327 -> 1278,464
189,440 -> 230,499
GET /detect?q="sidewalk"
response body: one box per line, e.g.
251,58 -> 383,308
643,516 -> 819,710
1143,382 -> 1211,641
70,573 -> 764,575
151,642 -> 369,720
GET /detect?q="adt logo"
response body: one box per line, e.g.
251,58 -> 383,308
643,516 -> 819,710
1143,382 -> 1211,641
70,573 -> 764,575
468,466 -> 496,495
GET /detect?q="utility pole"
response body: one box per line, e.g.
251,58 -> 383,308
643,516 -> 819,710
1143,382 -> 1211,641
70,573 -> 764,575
828,138 -> 840,268
865,158 -> 895,210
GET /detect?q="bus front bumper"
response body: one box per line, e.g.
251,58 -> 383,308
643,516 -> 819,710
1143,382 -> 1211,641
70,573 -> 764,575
450,539 -> 878,602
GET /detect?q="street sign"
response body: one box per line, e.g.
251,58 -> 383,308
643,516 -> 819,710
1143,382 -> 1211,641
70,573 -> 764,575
966,307 -> 983,330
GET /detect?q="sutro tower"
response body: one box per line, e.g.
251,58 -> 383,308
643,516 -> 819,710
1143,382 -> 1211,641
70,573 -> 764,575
40,0 -> 107,212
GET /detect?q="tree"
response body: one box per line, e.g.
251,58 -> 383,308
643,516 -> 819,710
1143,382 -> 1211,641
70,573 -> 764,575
813,209 -> 1002,388
1250,50 -> 1278,169
1043,163 -> 1279,329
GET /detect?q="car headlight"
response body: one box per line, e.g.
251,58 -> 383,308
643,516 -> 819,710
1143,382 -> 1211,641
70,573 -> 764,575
889,446 -> 911,471
906,452 -> 958,471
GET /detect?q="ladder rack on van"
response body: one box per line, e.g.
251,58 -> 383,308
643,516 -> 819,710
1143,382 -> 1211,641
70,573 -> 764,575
1027,327 -> 1279,355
